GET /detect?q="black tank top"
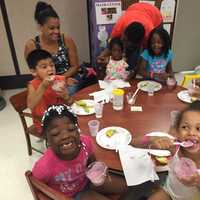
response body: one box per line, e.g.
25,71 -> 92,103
34,34 -> 70,75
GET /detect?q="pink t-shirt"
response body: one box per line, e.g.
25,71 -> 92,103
32,135 -> 94,197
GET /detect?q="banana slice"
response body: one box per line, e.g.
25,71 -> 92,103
106,129 -> 116,137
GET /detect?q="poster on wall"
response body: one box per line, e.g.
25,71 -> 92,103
95,1 -> 122,25
139,0 -> 155,6
160,0 -> 176,23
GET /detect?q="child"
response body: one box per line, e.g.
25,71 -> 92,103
139,28 -> 174,84
104,37 -> 129,81
148,101 -> 200,200
26,49 -> 73,134
32,104 -> 127,199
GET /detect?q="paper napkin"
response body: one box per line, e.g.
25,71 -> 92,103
118,145 -> 159,186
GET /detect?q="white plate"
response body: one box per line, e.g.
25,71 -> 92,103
177,90 -> 194,103
96,126 -> 132,150
145,131 -> 175,139
137,80 -> 162,92
71,99 -> 95,115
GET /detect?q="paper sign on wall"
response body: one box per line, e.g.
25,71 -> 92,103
163,24 -> 171,35
139,0 -> 155,6
95,1 -> 122,25
160,0 -> 176,23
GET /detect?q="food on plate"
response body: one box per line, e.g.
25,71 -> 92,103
155,156 -> 168,165
75,100 -> 90,113
105,129 -> 117,137
191,96 -> 198,102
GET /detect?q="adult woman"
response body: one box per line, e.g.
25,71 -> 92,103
97,2 -> 163,79
25,1 -> 80,95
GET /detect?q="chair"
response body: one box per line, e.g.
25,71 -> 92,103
25,171 -> 119,200
9,90 -> 43,155
181,73 -> 200,87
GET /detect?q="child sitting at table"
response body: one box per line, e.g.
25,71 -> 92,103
138,27 -> 174,84
26,49 -> 73,134
32,104 -> 127,199
148,101 -> 200,200
104,37 -> 129,81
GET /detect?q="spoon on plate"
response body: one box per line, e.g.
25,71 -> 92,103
173,141 -> 194,148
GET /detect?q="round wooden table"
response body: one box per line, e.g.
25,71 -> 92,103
74,80 -> 187,171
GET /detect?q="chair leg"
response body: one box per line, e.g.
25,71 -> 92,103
25,132 -> 32,156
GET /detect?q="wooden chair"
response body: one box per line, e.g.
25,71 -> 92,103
9,90 -> 43,155
25,171 -> 119,200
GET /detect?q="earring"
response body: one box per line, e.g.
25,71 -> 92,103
78,128 -> 81,133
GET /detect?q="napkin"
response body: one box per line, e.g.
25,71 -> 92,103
119,145 -> 159,186
89,90 -> 110,103
98,80 -> 130,89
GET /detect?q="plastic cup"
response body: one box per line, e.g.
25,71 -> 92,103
174,157 -> 197,180
94,102 -> 104,118
167,77 -> 176,90
86,161 -> 107,186
147,85 -> 154,96
170,110 -> 180,127
52,80 -> 65,92
88,120 -> 100,137
112,89 -> 124,110
126,92 -> 136,105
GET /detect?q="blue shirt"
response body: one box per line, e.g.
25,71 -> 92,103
141,49 -> 174,73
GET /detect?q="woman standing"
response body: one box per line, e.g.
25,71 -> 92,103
25,1 -> 80,95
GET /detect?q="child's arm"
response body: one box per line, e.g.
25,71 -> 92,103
165,62 -> 174,77
27,77 -> 54,110
138,58 -> 151,79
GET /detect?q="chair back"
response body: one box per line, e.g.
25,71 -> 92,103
25,171 -> 72,200
9,90 -> 43,155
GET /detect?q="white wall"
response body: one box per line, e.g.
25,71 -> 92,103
172,0 -> 200,71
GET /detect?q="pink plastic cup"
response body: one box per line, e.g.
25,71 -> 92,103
86,161 -> 107,186
52,80 -> 65,92
167,77 -> 176,90
174,157 -> 197,180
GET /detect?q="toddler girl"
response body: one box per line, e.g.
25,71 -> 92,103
149,101 -> 200,200
104,37 -> 129,81
139,28 -> 174,84
32,104 -> 127,200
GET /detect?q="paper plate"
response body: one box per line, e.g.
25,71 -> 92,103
177,90 -> 195,103
145,131 -> 175,139
71,99 -> 95,115
96,126 -> 132,150
137,80 -> 162,92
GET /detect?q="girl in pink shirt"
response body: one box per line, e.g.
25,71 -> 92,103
32,104 -> 127,200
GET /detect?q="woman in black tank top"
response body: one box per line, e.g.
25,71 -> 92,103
24,2 -> 80,95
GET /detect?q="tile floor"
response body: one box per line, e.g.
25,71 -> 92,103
0,73 -> 184,200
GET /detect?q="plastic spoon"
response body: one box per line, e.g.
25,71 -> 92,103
173,141 -> 194,148
132,88 -> 140,99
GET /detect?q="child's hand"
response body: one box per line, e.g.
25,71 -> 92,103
42,75 -> 55,88
66,77 -> 78,86
178,172 -> 200,188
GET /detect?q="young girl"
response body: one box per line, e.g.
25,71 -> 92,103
32,104 -> 127,200
139,28 -> 174,84
148,101 -> 200,200
104,37 -> 129,81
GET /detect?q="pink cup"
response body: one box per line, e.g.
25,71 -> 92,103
174,157 -> 197,180
86,161 -> 107,186
52,80 -> 65,92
